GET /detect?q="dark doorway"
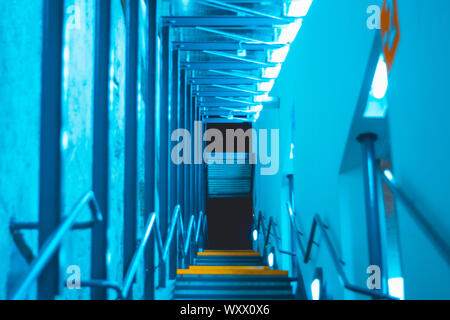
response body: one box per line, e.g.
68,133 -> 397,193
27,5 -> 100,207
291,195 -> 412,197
206,197 -> 253,250
205,122 -> 254,250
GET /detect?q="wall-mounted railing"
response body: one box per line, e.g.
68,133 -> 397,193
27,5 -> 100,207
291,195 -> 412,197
11,191 -> 103,300
253,204 -> 397,300
11,199 -> 207,300
381,169 -> 450,266
253,212 -> 296,261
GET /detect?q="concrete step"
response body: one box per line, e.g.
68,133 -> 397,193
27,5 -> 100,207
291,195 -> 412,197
175,288 -> 293,296
194,260 -> 263,266
197,251 -> 261,257
173,293 -> 294,300
177,265 -> 288,276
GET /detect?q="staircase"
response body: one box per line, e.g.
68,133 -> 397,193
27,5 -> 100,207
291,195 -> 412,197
174,250 -> 294,300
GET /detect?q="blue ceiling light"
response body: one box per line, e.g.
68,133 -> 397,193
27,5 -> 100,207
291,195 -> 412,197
268,46 -> 291,63
258,79 -> 275,92
262,65 -> 282,79
370,54 -> 389,99
277,21 -> 302,44
286,0 -> 313,17
364,54 -> 389,118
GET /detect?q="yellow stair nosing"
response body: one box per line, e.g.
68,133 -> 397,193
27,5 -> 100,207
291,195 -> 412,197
203,250 -> 256,252
197,252 -> 260,256
187,266 -> 270,270
177,269 -> 289,276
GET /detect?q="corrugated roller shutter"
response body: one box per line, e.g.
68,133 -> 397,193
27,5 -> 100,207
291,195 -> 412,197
206,153 -> 254,198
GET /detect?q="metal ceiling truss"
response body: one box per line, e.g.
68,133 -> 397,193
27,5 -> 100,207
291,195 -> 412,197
165,0 -> 308,122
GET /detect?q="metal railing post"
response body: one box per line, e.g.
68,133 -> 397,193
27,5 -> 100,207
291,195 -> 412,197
357,133 -> 384,296
123,0 -> 139,299
37,0 -> 64,300
91,0 -> 111,300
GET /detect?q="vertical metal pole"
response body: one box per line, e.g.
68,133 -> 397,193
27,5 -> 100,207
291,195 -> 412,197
357,133 -> 384,295
188,84 -> 194,224
38,0 -> 64,300
169,49 -> 179,280
194,96 -> 198,217
159,25 -> 170,288
181,70 -> 188,227
143,0 -> 157,300
91,0 -> 111,300
123,0 -> 138,298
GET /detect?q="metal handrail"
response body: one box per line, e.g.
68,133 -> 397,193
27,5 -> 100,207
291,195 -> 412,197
381,169 -> 450,266
12,191 -> 103,300
253,212 -> 295,259
281,202 -> 397,300
154,206 -> 207,265
84,205 -> 207,299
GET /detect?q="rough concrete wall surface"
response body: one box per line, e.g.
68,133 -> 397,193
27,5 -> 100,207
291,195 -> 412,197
106,0 -> 126,299
58,0 -> 96,300
0,0 -> 44,299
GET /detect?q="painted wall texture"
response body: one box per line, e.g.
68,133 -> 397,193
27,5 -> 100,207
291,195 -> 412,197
261,0 -> 390,300
386,1 -> 450,300
254,0 -> 450,300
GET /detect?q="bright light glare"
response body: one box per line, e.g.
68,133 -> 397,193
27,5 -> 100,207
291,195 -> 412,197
254,94 -> 272,102
287,0 -> 313,17
278,21 -> 302,44
250,104 -> 263,112
61,131 -> 69,150
181,0 -> 189,11
268,252 -> 274,267
253,112 -> 260,122
363,98 -> 387,118
388,277 -> 404,300
311,279 -> 320,300
262,65 -> 282,79
227,114 -> 234,120
269,46 -> 290,63
252,229 -> 258,241
237,49 -> 246,57
370,55 -> 388,99
288,205 -> 293,216
290,143 -> 294,159
258,80 -> 275,92
384,169 -> 393,181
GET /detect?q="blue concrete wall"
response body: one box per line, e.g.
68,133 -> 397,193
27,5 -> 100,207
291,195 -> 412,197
0,0 -> 43,300
59,0 -> 96,300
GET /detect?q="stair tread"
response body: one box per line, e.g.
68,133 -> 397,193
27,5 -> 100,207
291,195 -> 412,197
173,250 -> 293,299
197,251 -> 261,256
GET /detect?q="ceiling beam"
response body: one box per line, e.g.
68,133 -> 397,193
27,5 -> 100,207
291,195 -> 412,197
181,61 -> 276,70
189,77 -> 260,85
162,16 -> 297,27
172,41 -> 285,51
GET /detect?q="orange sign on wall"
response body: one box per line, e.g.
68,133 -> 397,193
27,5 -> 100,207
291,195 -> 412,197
380,0 -> 400,73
